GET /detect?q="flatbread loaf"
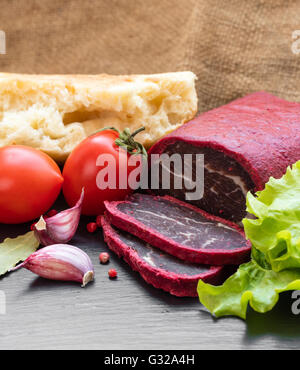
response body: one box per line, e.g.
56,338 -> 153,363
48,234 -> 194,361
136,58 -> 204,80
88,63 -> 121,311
0,72 -> 197,162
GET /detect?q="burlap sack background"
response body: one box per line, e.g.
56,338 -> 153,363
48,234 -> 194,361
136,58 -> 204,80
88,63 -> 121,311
0,0 -> 299,112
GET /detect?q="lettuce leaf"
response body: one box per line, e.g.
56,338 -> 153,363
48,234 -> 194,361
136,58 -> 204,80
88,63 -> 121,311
197,260 -> 300,319
243,161 -> 300,272
198,161 -> 300,318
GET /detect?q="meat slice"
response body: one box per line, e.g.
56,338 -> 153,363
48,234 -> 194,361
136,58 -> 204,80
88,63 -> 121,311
104,193 -> 251,265
148,92 -> 300,223
101,216 -> 224,297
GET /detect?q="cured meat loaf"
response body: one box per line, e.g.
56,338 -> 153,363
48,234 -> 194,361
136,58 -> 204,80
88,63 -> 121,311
101,216 -> 224,297
104,193 -> 251,265
148,92 -> 300,223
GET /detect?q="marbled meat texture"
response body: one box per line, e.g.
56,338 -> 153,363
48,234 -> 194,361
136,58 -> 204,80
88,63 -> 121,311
104,194 -> 251,265
101,216 -> 224,297
148,92 -> 300,223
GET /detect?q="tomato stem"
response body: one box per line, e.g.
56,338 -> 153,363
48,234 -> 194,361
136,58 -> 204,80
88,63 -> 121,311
116,127 -> 148,159
131,127 -> 145,138
90,126 -> 148,159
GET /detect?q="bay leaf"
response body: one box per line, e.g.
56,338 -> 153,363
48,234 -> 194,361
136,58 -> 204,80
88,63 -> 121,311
0,231 -> 39,276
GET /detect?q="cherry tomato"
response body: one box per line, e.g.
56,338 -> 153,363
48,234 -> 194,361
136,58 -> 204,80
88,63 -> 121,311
63,128 -> 146,215
0,146 -> 63,224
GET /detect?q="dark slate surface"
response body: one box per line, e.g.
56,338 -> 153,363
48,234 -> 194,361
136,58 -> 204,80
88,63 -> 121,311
0,197 -> 300,350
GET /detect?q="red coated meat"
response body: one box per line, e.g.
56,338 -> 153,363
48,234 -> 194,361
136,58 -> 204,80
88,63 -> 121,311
104,194 -> 251,265
148,92 -> 300,222
101,216 -> 225,297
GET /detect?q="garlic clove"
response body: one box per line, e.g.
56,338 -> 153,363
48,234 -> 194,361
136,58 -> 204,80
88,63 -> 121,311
34,189 -> 84,246
11,244 -> 94,287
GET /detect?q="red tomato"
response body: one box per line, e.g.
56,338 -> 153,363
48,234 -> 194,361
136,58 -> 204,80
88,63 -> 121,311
0,146 -> 63,224
63,128 -> 145,215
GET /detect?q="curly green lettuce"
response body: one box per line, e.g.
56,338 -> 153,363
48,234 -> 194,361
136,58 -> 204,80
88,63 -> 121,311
198,260 -> 300,319
198,161 -> 300,319
244,161 -> 300,272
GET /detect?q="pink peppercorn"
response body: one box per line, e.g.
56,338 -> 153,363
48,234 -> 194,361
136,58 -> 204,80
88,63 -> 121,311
99,252 -> 110,264
87,222 -> 97,233
108,269 -> 117,279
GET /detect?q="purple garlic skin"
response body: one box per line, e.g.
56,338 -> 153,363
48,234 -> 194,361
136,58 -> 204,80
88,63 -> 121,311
12,244 -> 94,287
34,190 -> 84,246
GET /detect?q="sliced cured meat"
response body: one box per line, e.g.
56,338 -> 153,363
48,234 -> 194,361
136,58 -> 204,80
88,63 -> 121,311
101,216 -> 224,297
148,92 -> 300,223
104,193 -> 251,265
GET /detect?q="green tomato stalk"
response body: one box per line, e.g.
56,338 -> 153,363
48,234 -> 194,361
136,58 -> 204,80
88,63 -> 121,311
97,126 -> 148,159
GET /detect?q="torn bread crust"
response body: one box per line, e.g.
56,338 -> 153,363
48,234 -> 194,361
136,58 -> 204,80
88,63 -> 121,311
0,72 -> 197,162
